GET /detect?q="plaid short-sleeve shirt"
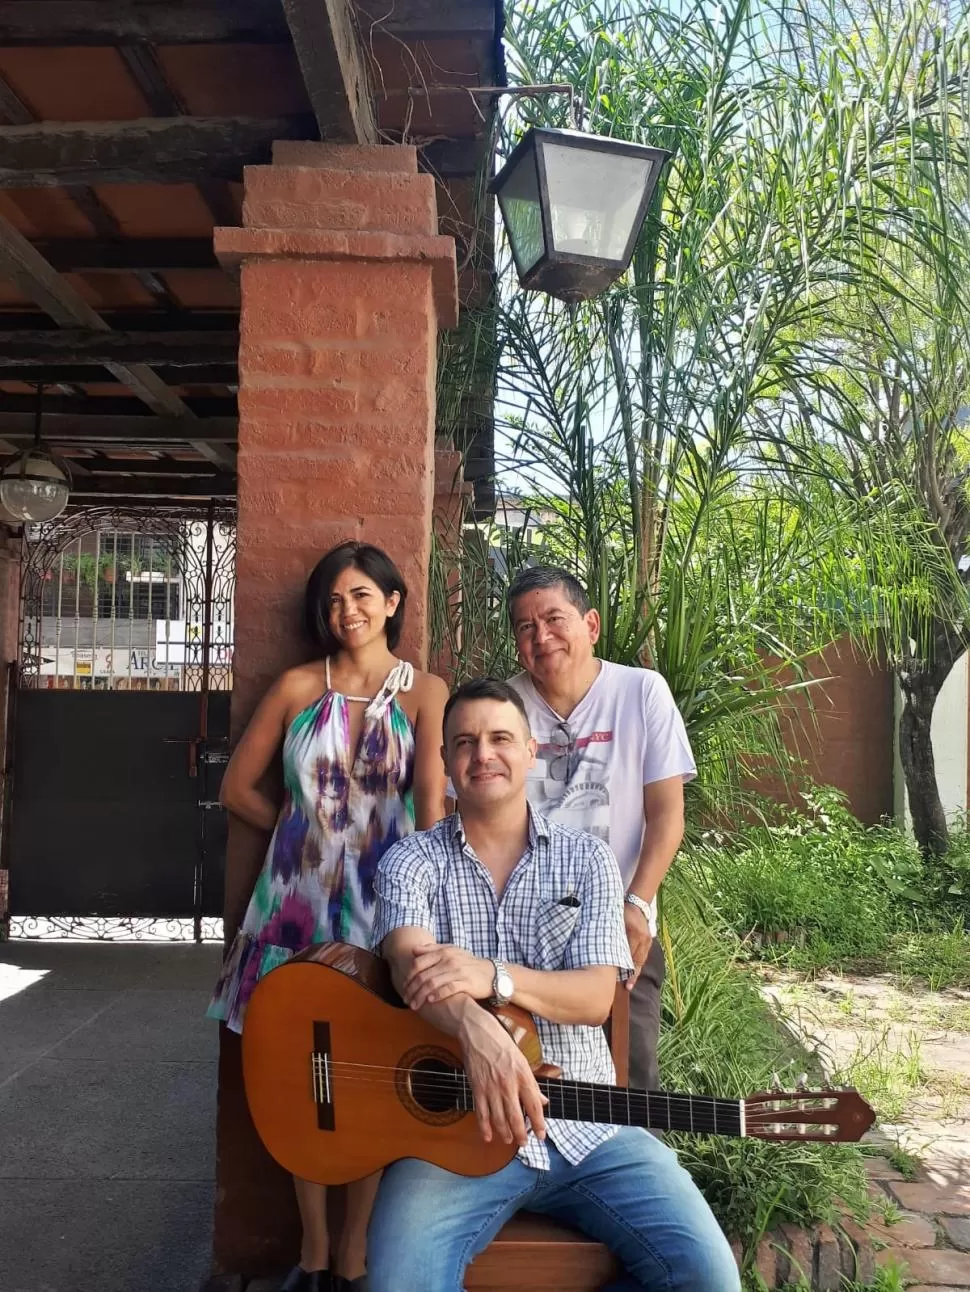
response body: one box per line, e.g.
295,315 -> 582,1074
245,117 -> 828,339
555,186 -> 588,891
372,807 -> 635,1169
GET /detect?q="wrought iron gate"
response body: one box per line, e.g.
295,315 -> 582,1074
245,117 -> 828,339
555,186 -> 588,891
4,504 -> 235,941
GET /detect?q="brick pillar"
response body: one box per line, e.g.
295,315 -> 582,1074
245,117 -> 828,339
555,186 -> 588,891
210,142 -> 457,1277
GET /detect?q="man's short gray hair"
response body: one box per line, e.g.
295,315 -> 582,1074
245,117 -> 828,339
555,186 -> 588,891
506,565 -> 592,618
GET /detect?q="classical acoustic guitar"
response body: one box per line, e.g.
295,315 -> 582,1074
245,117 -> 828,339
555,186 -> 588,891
241,943 -> 876,1186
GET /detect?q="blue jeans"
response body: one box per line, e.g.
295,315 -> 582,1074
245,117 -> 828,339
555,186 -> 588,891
367,1128 -> 741,1292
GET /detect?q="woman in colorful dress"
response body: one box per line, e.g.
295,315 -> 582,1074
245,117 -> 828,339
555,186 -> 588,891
208,541 -> 448,1292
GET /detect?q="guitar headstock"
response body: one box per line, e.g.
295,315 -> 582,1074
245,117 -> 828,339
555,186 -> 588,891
743,1088 -> 876,1142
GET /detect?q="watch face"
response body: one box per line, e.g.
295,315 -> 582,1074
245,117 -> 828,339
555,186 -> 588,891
497,969 -> 514,1001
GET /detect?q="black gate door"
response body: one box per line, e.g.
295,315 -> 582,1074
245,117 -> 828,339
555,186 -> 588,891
3,507 -> 234,941
9,691 -> 228,924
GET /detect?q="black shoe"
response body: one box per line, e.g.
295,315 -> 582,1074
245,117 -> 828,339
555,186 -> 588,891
280,1267 -> 332,1292
333,1279 -> 368,1292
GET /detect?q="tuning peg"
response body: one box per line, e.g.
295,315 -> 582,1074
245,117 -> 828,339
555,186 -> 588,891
771,1072 -> 783,1092
796,1072 -> 809,1090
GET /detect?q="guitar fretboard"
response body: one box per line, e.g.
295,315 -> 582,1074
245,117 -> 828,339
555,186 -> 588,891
457,1076 -> 744,1137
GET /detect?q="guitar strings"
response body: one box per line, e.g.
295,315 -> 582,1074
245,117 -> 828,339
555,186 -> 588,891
309,1055 -> 751,1108
313,1072 -> 828,1134
305,1060 -> 748,1131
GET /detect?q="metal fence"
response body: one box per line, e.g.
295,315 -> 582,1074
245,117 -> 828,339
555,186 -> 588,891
19,505 -> 235,693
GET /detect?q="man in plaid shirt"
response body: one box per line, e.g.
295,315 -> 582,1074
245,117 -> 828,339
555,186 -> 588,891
367,678 -> 738,1292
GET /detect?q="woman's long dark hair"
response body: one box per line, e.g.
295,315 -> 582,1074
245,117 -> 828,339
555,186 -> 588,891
304,541 -> 408,655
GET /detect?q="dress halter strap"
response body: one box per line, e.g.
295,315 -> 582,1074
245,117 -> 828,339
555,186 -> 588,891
326,657 -> 414,719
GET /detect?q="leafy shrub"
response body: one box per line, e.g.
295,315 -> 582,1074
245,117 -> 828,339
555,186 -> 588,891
659,878 -> 870,1259
689,788 -> 970,982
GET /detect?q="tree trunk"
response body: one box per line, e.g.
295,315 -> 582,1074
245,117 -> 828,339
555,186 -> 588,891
898,670 -> 950,856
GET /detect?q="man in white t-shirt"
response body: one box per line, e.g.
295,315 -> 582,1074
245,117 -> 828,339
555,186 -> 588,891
506,565 -> 696,1093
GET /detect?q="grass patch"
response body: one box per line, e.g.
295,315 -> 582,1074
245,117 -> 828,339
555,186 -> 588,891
692,788 -> 970,989
766,1267 -> 908,1292
890,921 -> 970,990
885,1144 -> 921,1180
659,878 -> 870,1262
832,1030 -> 926,1124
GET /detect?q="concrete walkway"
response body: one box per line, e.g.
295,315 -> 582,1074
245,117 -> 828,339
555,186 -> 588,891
0,940 -> 223,1292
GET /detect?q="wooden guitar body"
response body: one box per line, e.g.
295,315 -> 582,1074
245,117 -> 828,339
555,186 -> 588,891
242,942 -> 534,1185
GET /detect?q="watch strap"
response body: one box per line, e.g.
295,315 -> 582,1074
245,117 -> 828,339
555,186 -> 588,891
625,892 -> 653,926
489,957 -> 512,1005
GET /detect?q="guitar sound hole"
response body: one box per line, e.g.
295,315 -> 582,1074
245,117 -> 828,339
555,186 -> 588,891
408,1059 -> 462,1113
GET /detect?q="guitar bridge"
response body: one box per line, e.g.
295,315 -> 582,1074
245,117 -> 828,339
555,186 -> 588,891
311,1021 -> 335,1131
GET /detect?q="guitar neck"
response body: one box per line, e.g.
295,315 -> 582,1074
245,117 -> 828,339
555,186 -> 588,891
531,1079 -> 745,1138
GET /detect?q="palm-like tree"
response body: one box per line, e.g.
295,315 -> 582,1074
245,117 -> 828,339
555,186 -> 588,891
435,0 -> 970,839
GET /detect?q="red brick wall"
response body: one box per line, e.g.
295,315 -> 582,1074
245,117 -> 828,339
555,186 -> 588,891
751,637 -> 895,824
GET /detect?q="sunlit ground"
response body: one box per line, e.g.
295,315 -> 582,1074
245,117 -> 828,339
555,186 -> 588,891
0,963 -> 48,1002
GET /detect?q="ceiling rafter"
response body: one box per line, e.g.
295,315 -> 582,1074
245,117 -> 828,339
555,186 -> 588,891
0,218 -> 237,471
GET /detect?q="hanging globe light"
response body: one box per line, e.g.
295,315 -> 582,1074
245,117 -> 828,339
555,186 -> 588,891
0,385 -> 71,523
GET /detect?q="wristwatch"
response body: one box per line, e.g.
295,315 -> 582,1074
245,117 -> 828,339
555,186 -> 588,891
624,893 -> 653,926
489,958 -> 515,1006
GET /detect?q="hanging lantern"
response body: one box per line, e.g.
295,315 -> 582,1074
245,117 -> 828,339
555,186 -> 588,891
0,385 -> 71,523
490,127 -> 671,302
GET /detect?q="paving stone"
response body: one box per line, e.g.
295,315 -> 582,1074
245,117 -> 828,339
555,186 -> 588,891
867,1211 -> 939,1247
0,1179 -> 214,1292
200,1278 -> 243,1292
922,1160 -> 970,1190
865,1156 -> 907,1181
815,1223 -> 842,1290
754,1234 -> 778,1286
839,1218 -> 876,1283
877,1247 -> 970,1283
779,1224 -> 814,1285
942,1218 -> 970,1253
889,1183 -> 970,1216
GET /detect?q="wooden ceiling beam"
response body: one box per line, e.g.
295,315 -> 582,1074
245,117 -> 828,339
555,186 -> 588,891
113,42 -> 241,236
0,72 -> 32,126
0,72 -> 184,310
0,364 -> 237,385
0,116 -> 316,188
30,240 -> 219,272
0,311 -> 239,331
0,393 -> 235,418
70,476 -> 236,499
81,456 -> 221,477
0,1 -> 288,46
418,136 -> 491,180
0,215 -> 195,419
63,185 -> 184,309
0,413 -> 237,444
357,0 -> 497,38
0,329 -> 238,366
282,0 -> 377,143
0,218 -> 238,468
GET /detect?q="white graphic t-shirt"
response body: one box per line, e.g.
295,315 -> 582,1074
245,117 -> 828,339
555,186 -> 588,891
508,661 -> 696,933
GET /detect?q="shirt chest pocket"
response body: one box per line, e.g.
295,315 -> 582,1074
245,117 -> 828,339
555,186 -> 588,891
533,898 -> 581,968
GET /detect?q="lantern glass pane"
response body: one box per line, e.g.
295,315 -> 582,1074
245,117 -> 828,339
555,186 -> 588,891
495,144 -> 545,275
542,141 -> 655,262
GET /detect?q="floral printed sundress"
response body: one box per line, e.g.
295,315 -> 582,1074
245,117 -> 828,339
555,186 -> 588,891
207,658 -> 416,1033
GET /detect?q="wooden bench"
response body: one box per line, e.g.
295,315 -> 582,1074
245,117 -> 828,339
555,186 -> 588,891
465,986 -> 630,1291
